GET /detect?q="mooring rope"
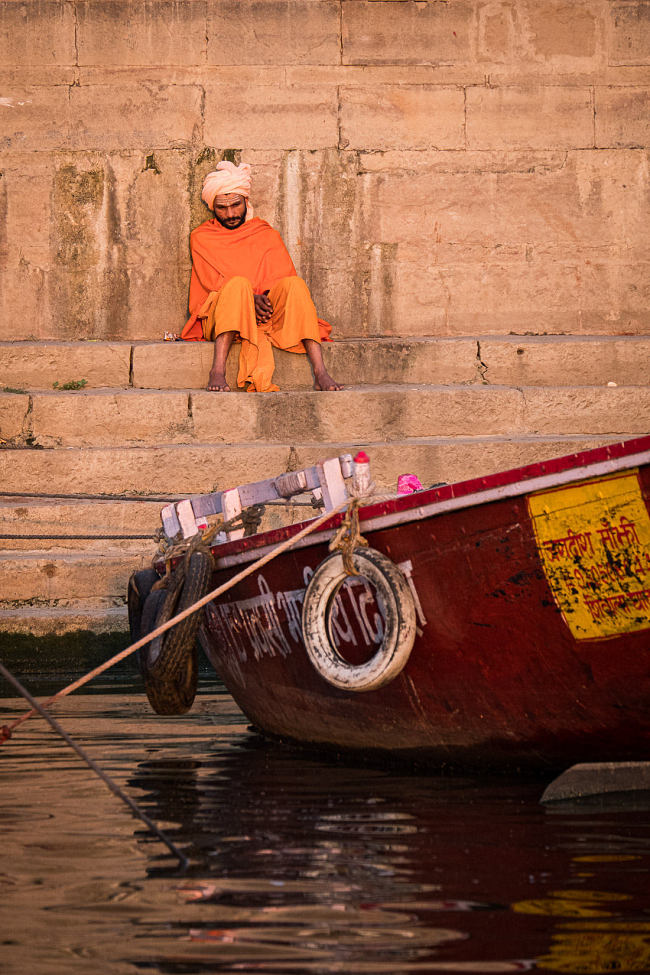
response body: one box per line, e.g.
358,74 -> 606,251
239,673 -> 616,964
0,660 -> 189,869
0,490 -> 321,505
327,497 -> 369,576
0,490 -> 184,502
0,533 -> 155,541
1,496 -> 349,742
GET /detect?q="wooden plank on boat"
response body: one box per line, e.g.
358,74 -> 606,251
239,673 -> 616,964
176,499 -> 198,538
317,457 -> 348,511
541,762 -> 650,803
192,492 -> 223,518
160,503 -> 181,538
222,487 -> 244,541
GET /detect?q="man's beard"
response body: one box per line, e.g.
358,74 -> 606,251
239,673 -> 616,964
216,205 -> 247,230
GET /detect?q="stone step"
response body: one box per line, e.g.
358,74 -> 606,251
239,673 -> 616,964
133,335 -> 650,390
2,384 -> 647,449
0,498 -> 162,551
0,548 -> 154,603
0,436 -> 629,497
0,602 -> 129,638
0,341 -> 131,391
3,336 -> 650,392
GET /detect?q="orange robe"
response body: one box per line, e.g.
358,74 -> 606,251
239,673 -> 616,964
181,217 -> 331,391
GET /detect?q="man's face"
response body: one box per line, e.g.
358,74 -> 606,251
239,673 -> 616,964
213,193 -> 247,229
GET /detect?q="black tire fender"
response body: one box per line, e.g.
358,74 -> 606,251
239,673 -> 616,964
127,568 -> 160,642
140,550 -> 213,715
127,567 -> 161,675
301,546 -> 416,692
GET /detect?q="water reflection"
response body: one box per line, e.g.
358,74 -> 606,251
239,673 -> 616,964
1,688 -> 649,974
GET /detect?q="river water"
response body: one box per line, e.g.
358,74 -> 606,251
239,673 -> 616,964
1,679 -> 649,974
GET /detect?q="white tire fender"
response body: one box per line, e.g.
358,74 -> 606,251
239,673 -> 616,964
301,546 -> 417,692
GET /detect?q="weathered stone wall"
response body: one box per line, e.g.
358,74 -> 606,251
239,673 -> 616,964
1,0 -> 648,342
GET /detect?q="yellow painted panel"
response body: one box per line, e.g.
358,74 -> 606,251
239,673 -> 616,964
528,472 -> 650,640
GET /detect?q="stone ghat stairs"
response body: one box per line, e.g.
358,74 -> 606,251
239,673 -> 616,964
1,335 -> 649,644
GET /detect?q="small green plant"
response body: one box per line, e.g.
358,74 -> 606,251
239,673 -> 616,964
2,386 -> 27,394
53,378 -> 88,390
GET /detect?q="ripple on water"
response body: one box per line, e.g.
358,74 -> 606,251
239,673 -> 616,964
1,687 -> 649,974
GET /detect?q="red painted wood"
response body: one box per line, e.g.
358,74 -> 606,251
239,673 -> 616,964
196,437 -> 650,768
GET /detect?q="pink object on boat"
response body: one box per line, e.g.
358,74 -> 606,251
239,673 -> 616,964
397,474 -> 423,494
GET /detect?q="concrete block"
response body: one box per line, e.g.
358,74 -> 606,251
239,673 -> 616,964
75,65 -> 287,89
204,85 -> 339,149
0,603 -> 129,637
521,2 -> 600,59
466,86 -> 594,149
0,392 -> 29,441
0,534 -> 147,554
477,1 -> 517,64
0,342 -> 131,389
206,1 -> 341,65
68,84 -> 202,150
0,66 -> 76,86
125,263 -> 190,340
0,158 -> 53,269
286,64 -> 489,88
77,1 -> 206,66
190,386 -> 527,444
576,262 -> 650,333
596,87 -> 650,146
131,338 -> 480,389
356,147 -> 570,175
0,444 -> 300,495
354,149 -> 647,266
389,257 -> 650,336
113,150 -> 191,263
0,550 -> 148,601
478,2 -> 602,73
342,0 -> 473,65
0,87 -> 70,151
478,337 -> 650,387
47,268 -> 133,341
0,264 -> 49,341
340,85 -> 465,150
132,341 -> 215,389
0,498 -> 161,552
491,150 -> 650,261
364,168 -> 505,259
523,386 -> 650,435
608,1 -> 650,65
0,1 -> 76,66
30,390 -> 192,447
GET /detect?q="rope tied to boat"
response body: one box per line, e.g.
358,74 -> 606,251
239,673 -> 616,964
155,504 -> 266,562
154,525 -> 217,593
328,497 -> 368,576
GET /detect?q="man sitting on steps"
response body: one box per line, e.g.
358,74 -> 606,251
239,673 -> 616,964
181,160 -> 342,393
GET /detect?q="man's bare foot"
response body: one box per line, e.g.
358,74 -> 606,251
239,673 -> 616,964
313,369 -> 343,391
206,369 -> 231,392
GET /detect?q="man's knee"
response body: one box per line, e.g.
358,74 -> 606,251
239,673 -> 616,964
221,275 -> 254,298
281,276 -> 309,295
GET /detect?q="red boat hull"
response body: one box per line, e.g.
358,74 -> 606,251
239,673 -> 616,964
193,436 -> 650,768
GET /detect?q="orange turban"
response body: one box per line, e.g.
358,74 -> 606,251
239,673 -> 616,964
202,161 -> 252,210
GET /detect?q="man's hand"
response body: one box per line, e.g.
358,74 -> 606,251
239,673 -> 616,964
254,292 -> 273,324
